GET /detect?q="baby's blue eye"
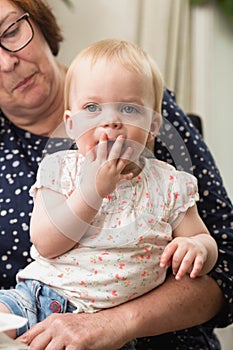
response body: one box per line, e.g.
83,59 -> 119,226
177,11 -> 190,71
121,105 -> 138,114
85,104 -> 101,113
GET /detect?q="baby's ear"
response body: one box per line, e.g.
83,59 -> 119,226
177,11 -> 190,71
148,111 -> 162,140
64,110 -> 74,139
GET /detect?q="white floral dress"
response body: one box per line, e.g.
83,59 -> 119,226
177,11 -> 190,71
18,150 -> 199,313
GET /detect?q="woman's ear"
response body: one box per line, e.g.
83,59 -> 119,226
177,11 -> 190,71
64,110 -> 74,139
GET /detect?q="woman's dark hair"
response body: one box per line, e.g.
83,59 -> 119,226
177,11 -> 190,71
12,0 -> 63,56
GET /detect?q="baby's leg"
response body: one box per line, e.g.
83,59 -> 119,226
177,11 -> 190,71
0,302 -> 16,338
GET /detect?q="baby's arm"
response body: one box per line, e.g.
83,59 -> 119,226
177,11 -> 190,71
30,185 -> 101,259
30,135 -> 133,259
160,204 -> 218,280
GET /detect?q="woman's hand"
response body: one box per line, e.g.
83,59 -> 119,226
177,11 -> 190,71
17,308 -> 130,350
17,274 -> 224,350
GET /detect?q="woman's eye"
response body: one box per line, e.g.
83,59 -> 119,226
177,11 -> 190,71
3,24 -> 19,40
85,104 -> 101,113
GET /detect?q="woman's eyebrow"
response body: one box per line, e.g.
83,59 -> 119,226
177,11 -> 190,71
0,11 -> 18,28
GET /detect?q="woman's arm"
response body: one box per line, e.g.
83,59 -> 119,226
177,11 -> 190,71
18,274 -> 224,349
155,89 -> 233,328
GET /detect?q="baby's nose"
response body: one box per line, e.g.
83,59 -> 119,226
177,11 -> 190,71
103,121 -> 122,129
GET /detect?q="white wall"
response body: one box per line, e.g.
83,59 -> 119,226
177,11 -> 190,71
48,0 -> 233,201
191,4 -> 233,201
47,2 -> 233,348
48,0 -> 140,66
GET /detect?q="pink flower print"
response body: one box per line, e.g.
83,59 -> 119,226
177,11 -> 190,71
119,263 -> 125,269
174,193 -> 179,199
145,192 -> 150,198
57,273 -> 63,278
124,280 -> 131,286
115,274 -> 127,281
141,271 -> 147,277
74,243 -> 81,249
169,175 -> 174,181
80,281 -> 86,286
112,290 -> 118,297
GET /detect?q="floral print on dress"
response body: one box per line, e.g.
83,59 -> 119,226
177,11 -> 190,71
20,151 -> 199,313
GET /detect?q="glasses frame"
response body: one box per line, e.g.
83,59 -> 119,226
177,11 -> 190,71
0,12 -> 34,53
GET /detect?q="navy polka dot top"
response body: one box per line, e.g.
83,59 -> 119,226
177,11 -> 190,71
0,89 -> 232,349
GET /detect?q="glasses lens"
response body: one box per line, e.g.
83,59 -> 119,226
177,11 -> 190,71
1,15 -> 33,52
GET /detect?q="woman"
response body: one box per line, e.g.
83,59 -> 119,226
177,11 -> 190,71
0,1 -> 232,349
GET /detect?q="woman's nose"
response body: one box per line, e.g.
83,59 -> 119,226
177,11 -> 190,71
0,48 -> 18,72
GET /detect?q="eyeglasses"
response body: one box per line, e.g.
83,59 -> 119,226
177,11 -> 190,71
0,13 -> 34,53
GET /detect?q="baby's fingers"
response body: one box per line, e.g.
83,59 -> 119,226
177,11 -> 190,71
116,146 -> 133,174
189,255 -> 205,279
160,242 -> 177,268
108,135 -> 125,162
96,133 -> 108,160
174,250 -> 195,280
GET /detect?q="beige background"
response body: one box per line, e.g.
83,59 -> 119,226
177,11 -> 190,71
49,0 -> 233,201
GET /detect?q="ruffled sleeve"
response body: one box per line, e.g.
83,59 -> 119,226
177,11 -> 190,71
168,170 -> 199,225
29,150 -> 79,199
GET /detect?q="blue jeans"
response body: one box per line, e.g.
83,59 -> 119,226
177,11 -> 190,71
0,279 -> 136,349
0,280 -> 75,336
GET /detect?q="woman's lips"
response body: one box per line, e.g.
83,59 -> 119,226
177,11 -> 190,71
13,73 -> 36,91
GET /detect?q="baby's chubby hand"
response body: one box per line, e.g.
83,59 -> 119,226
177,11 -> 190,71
78,133 -> 133,209
159,236 -> 208,281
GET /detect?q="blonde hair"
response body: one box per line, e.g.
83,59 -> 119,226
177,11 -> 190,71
64,39 -> 164,120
